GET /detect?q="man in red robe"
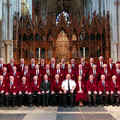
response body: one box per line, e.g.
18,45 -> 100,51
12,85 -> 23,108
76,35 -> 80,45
1,67 -> 9,83
5,76 -> 18,107
7,58 -> 17,73
18,76 -> 31,106
98,74 -> 110,105
110,75 -> 120,105
17,58 -> 25,73
86,74 -> 98,106
0,75 -> 6,106
107,58 -> 115,74
51,74 -> 62,106
31,76 -> 41,106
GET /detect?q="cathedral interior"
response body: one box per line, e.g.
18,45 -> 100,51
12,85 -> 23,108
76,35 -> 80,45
0,0 -> 119,64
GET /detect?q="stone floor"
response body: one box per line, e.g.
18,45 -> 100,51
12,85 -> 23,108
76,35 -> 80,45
0,106 -> 120,120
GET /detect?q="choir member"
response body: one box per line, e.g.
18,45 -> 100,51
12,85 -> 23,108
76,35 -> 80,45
18,76 -> 31,106
17,58 -> 25,73
110,75 -> 120,105
31,76 -> 41,106
5,76 -> 18,107
60,58 -> 67,70
86,75 -> 98,106
76,76 -> 87,106
51,74 -> 62,106
70,58 -> 77,72
40,74 -> 51,106
113,64 -> 120,81
107,58 -> 115,73
39,58 -> 46,75
98,74 -> 110,105
80,57 -> 88,71
89,65 -> 99,83
7,58 -> 17,73
76,64 -> 86,81
0,75 -> 6,106
61,74 -> 76,107
21,65 -> 30,83
88,57 -> 95,71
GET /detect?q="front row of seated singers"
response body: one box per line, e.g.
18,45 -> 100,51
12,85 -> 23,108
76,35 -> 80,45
1,72 -> 120,107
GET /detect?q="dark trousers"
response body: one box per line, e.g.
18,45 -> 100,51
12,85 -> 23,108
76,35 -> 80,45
5,94 -> 16,107
41,93 -> 49,106
99,94 -> 109,105
88,94 -> 97,105
50,93 -> 62,106
0,94 -> 4,106
63,93 -> 74,107
32,92 -> 41,106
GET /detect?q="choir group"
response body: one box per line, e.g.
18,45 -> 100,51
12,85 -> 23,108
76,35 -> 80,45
0,56 -> 120,107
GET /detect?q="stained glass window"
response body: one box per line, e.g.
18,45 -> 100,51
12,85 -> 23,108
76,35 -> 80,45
56,11 -> 70,25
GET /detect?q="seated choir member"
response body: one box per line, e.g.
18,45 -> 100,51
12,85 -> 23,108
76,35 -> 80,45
86,75 -> 98,106
0,75 -> 6,106
51,74 -> 62,106
40,74 -> 51,106
98,74 -> 110,105
110,75 -> 120,105
18,76 -> 31,106
61,74 -> 76,107
76,76 -> 87,107
5,76 -> 18,107
31,76 -> 41,106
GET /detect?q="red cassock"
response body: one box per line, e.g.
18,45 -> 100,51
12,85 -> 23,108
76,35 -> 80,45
76,68 -> 87,82
0,64 -> 6,73
113,69 -> 120,81
60,64 -> 68,71
21,71 -> 31,83
87,63 -> 94,71
0,80 -> 6,93
53,69 -> 65,81
89,69 -> 99,82
65,69 -> 76,81
18,82 -> 31,93
100,69 -> 112,82
86,80 -> 98,92
70,63 -> 78,73
39,63 -> 46,76
7,63 -> 17,73
43,69 -> 52,82
75,80 -> 87,102
98,80 -> 110,92
17,64 -> 25,73
97,61 -> 105,74
1,72 -> 9,83
5,81 -> 18,94
32,69 -> 42,82
107,63 -> 115,73
51,80 -> 62,93
110,80 -> 120,92
9,72 -> 20,84
29,64 -> 36,80
81,63 -> 89,73
30,80 -> 41,93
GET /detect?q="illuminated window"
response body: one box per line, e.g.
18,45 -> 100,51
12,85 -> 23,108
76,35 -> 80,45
56,11 -> 70,25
